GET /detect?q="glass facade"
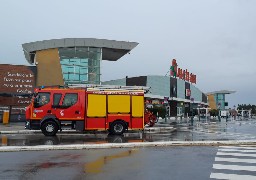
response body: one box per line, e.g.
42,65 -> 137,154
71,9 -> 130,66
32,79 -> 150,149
190,84 -> 202,102
215,93 -> 225,110
177,79 -> 185,99
147,76 -> 170,97
59,47 -> 102,85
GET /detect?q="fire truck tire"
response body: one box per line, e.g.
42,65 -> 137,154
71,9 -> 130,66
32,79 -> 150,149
110,121 -> 125,135
41,120 -> 59,136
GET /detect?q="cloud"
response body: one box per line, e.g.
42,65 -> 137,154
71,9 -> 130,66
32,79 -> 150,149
0,0 -> 255,105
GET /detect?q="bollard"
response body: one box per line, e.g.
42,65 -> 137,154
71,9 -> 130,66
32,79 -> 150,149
218,115 -> 221,122
2,136 -> 7,146
3,111 -> 9,124
190,116 -> 194,126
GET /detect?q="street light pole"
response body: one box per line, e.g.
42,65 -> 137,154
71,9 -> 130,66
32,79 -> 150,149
218,103 -> 221,122
190,97 -> 194,126
198,105 -> 200,122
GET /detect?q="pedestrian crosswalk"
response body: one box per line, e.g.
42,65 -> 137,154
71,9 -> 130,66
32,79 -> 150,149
210,146 -> 256,180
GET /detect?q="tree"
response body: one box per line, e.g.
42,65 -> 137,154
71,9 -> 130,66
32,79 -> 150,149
147,105 -> 166,118
237,104 -> 256,114
209,109 -> 219,116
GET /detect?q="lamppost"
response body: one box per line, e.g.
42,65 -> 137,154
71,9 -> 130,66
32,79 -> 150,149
164,97 -> 169,123
218,103 -> 221,122
190,97 -> 194,126
198,104 -> 201,122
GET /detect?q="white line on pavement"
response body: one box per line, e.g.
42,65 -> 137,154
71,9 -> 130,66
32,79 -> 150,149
1,140 -> 256,152
213,164 -> 256,172
215,157 -> 256,164
220,146 -> 256,150
217,152 -> 256,158
210,173 -> 256,180
218,149 -> 256,153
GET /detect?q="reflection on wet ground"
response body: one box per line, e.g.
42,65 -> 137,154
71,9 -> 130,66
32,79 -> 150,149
0,148 -> 141,179
17,149 -> 138,176
0,133 -> 144,146
1,120 -> 256,146
85,149 -> 138,173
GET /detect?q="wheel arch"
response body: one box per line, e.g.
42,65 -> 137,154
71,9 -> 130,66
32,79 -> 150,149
40,115 -> 60,129
109,119 -> 128,135
109,119 -> 128,130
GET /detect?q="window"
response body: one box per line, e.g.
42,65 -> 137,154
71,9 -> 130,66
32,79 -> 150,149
63,93 -> 78,107
53,94 -> 62,106
59,47 -> 101,85
34,92 -> 50,107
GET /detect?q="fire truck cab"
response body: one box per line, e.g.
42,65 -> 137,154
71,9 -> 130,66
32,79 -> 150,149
26,86 -> 148,136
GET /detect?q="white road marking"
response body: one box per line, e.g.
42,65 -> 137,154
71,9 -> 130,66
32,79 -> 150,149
213,164 -> 256,171
220,146 -> 256,150
210,173 -> 256,180
215,157 -> 256,164
210,146 -> 256,179
217,152 -> 256,158
218,148 -> 256,153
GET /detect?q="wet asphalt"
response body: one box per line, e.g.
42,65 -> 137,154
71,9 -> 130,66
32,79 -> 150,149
0,146 -> 218,180
1,119 -> 256,180
1,119 -> 256,146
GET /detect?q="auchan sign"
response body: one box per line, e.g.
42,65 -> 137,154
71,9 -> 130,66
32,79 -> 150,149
170,59 -> 197,84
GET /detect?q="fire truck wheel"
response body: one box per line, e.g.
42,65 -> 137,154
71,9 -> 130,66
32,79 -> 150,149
41,120 -> 59,136
110,121 -> 125,135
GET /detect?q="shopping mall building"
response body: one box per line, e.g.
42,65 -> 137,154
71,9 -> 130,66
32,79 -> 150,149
207,90 -> 235,110
0,38 -> 234,122
102,75 -> 208,117
22,38 -> 138,86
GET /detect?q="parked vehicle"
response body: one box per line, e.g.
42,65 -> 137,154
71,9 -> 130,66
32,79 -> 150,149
25,86 -> 155,136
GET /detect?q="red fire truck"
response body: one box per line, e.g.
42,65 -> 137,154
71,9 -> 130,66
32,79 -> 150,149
25,86 -> 156,136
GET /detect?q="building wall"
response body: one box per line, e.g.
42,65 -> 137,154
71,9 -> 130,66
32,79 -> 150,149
102,75 -> 207,116
177,79 -> 185,99
102,78 -> 126,86
190,85 -> 202,102
36,48 -> 64,86
147,75 -> 170,97
208,94 -> 217,109
126,76 -> 147,86
103,75 -> 206,104
202,93 -> 208,103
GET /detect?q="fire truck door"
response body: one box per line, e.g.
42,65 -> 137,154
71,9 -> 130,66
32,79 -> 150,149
51,93 -> 62,117
32,92 -> 52,119
53,93 -> 83,120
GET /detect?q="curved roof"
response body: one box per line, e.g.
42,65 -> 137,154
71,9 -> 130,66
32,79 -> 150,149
206,90 -> 236,95
22,38 -> 139,64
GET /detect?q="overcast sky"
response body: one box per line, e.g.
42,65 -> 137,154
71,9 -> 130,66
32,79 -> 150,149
0,0 -> 255,107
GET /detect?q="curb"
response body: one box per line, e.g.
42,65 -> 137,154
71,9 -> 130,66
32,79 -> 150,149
1,140 -> 256,152
0,130 -> 40,134
143,127 -> 176,132
0,126 -> 176,135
